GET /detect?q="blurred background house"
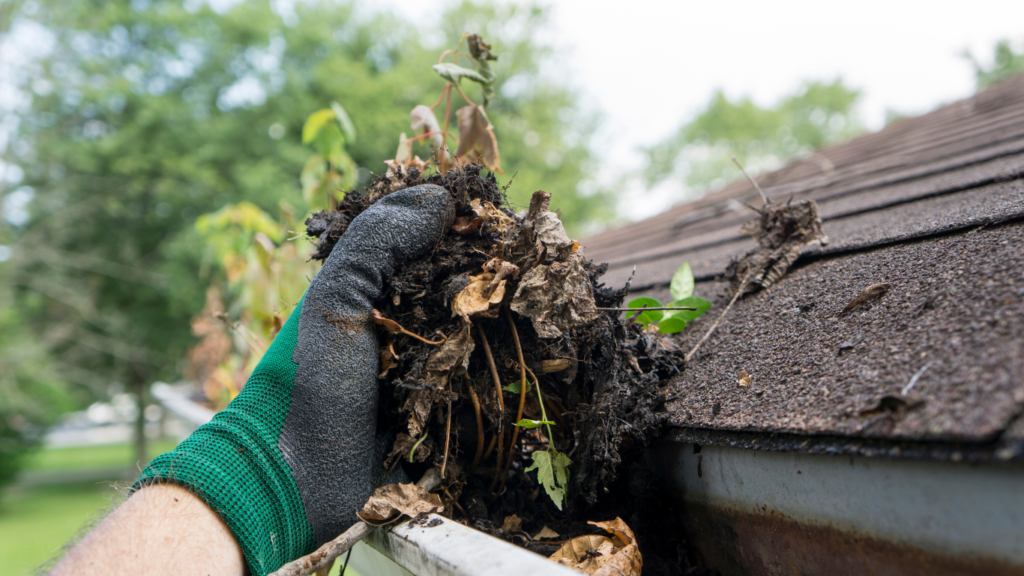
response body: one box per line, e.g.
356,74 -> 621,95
1,0 -> 1023,574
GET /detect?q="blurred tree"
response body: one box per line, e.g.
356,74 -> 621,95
0,0 -> 608,472
644,79 -> 863,196
965,39 -> 1024,91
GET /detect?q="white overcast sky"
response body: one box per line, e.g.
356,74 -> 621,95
378,0 -> 1024,220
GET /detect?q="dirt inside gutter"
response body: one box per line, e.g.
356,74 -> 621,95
307,166 -> 698,575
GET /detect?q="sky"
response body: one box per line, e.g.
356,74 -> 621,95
376,0 -> 1024,221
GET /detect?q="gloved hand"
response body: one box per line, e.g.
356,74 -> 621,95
136,185 -> 455,576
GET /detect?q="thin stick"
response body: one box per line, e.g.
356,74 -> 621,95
270,469 -> 442,576
474,320 -> 505,428
441,396 -> 452,478
496,309 -> 528,495
685,271 -> 753,363
901,362 -> 932,396
732,155 -> 769,206
482,433 -> 497,461
430,83 -> 449,111
466,379 -> 485,471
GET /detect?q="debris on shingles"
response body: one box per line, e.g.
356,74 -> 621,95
725,199 -> 829,295
306,165 -> 685,571
737,371 -> 751,387
839,282 -> 892,316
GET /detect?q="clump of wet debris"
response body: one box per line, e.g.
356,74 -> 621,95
305,165 -> 690,574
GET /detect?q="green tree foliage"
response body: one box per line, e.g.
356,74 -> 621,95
0,0 -> 609,482
644,79 -> 863,195
965,39 -> 1024,91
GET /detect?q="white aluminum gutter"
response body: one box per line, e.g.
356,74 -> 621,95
651,440 -> 1024,574
150,381 -> 576,576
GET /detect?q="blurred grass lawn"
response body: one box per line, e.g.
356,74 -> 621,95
0,441 -> 360,576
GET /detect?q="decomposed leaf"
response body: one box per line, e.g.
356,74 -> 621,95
432,62 -> 490,86
356,483 -> 444,526
526,449 -> 571,510
451,272 -> 506,319
501,514 -> 522,533
455,106 -> 501,173
670,262 -> 695,300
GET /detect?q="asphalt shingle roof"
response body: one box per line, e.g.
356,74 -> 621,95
582,75 -> 1024,453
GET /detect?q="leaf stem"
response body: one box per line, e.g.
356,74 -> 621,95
408,432 -> 428,463
495,308 -> 527,496
524,366 -> 555,451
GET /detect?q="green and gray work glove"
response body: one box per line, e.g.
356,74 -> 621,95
136,185 -> 455,575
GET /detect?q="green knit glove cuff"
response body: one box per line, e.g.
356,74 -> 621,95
135,296 -> 315,576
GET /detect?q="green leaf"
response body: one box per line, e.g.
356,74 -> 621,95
330,101 -> 357,144
503,380 -> 533,395
657,317 -> 687,334
302,108 -> 336,144
514,419 -> 553,429
664,297 -> 712,322
670,263 -> 694,300
432,63 -> 490,86
626,297 -> 663,326
525,450 -> 572,510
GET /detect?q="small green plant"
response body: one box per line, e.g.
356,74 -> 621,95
626,263 -> 712,333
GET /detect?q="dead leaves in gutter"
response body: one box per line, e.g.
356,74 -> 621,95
550,517 -> 642,576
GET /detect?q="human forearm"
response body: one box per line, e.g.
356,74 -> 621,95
51,483 -> 244,576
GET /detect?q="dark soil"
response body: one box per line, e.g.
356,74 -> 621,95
306,165 -> 697,575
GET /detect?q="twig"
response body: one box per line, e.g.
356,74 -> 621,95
732,155 -> 769,206
901,362 -> 932,396
685,271 -> 754,363
495,308 -> 528,496
474,320 -> 505,430
465,379 -> 485,472
482,433 -> 497,461
441,396 -> 452,478
214,312 -> 265,354
269,468 -> 443,576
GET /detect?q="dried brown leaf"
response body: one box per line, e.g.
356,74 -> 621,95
737,370 -> 751,387
451,272 -> 506,319
541,359 -> 571,373
410,105 -> 444,154
402,390 -> 434,438
840,282 -> 892,316
356,482 -> 444,526
501,514 -> 523,533
425,322 -> 475,375
455,105 -> 501,173
380,343 -> 399,379
534,526 -> 561,540
452,215 -> 483,236
550,518 -> 641,576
